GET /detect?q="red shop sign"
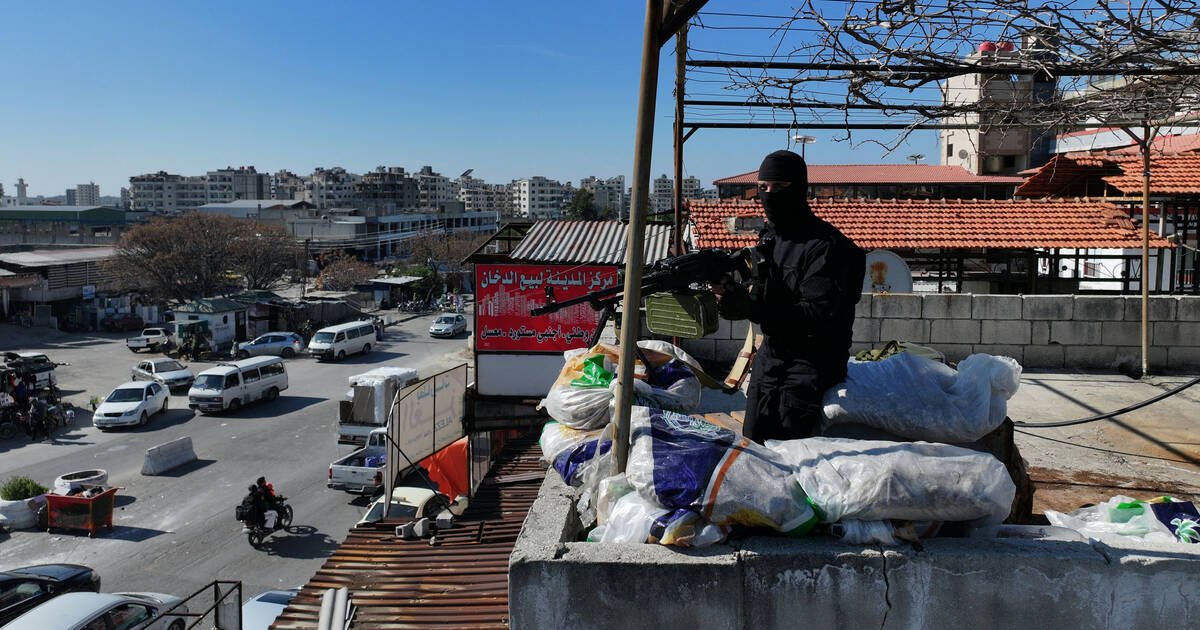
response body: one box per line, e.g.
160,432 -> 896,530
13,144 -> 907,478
475,263 -> 618,352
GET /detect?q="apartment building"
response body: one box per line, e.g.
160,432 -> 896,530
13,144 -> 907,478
75,182 -> 100,206
271,170 -> 306,201
648,174 -> 702,217
305,167 -> 358,209
206,166 -> 270,203
511,176 -> 564,220
129,171 -> 208,213
414,166 -> 452,211
579,175 -> 627,218
353,166 -> 419,215
459,183 -> 513,217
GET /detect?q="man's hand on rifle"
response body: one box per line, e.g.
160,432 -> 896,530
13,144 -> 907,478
715,277 -> 753,321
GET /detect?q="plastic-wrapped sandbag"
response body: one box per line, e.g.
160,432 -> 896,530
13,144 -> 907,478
626,406 -> 819,534
538,422 -> 611,487
767,436 -> 1016,525
594,474 -> 635,526
830,520 -> 898,545
821,352 -> 1022,443
600,491 -> 669,543
1045,495 -> 1179,544
647,509 -> 729,548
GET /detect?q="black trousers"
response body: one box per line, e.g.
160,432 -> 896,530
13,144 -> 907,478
743,340 -> 846,444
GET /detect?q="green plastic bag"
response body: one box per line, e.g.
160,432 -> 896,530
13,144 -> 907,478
571,354 -> 614,388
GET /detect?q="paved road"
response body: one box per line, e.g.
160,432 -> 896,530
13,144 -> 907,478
0,311 -> 473,601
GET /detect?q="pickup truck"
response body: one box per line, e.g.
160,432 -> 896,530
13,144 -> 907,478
127,328 -> 173,353
328,429 -> 406,495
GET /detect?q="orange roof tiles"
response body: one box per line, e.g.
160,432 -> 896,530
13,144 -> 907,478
1110,132 -> 1200,156
685,198 -> 1172,250
714,164 -> 1025,185
1103,152 -> 1200,195
1015,154 -> 1129,198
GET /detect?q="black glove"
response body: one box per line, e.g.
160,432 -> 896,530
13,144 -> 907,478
717,283 -> 753,321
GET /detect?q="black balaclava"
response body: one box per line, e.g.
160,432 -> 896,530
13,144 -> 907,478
757,150 -> 812,234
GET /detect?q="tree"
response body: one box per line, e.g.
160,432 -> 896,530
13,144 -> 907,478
107,214 -> 302,302
232,223 -> 300,291
404,230 -> 488,274
314,251 -> 375,291
565,189 -> 598,220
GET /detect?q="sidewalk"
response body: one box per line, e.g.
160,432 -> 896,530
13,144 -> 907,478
1007,370 -> 1200,515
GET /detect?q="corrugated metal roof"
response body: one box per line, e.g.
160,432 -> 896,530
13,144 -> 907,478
271,433 -> 544,630
508,220 -> 673,265
0,247 -> 114,267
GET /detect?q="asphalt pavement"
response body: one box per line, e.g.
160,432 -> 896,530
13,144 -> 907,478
0,310 -> 473,602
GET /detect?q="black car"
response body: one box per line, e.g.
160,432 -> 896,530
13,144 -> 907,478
0,564 -> 101,624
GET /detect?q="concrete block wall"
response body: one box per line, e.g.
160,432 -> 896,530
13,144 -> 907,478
679,295 -> 1200,372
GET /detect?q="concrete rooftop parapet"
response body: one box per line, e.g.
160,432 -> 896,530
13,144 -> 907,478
510,473 -> 1200,629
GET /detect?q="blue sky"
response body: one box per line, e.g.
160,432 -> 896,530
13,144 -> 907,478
0,1 -> 933,198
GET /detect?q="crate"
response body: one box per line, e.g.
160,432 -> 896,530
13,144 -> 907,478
644,290 -> 719,338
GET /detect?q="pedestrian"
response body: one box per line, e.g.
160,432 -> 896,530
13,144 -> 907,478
716,150 -> 866,443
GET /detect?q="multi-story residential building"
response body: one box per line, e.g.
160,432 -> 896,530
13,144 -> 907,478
459,183 -> 513,217
651,174 -> 674,217
128,171 -> 208,213
305,167 -> 358,209
75,182 -> 100,206
65,189 -> 76,206
353,166 -> 419,215
510,176 -> 564,220
579,176 -> 628,218
271,170 -> 306,201
414,166 -> 452,211
120,187 -> 131,210
206,166 -> 270,203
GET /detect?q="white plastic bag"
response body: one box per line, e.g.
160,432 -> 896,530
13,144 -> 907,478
821,352 -> 1022,443
594,474 -> 635,526
542,384 -> 614,430
1045,495 -> 1177,544
830,520 -> 898,545
768,436 -> 1016,525
600,491 -> 669,543
538,422 -> 611,488
626,407 -> 819,534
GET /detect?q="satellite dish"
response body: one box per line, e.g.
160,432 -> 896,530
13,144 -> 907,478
862,249 -> 913,293
958,149 -> 969,159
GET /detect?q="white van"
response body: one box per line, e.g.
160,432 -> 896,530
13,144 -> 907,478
187,356 -> 288,413
307,321 -> 377,361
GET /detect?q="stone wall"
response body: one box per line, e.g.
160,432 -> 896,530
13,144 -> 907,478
677,294 -> 1200,372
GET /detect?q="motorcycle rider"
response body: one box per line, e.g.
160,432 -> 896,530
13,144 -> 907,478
241,484 -> 266,530
255,477 -> 278,529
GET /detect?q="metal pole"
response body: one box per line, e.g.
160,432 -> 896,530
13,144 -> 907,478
612,0 -> 664,474
1141,124 -> 1151,377
672,24 -> 687,256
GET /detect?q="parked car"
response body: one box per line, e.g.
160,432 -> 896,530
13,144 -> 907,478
428,313 -> 467,338
93,381 -> 169,429
127,328 -> 173,353
100,314 -> 145,332
4,591 -> 188,630
131,358 -> 194,393
242,588 -> 300,630
234,332 -> 305,359
0,564 -> 101,625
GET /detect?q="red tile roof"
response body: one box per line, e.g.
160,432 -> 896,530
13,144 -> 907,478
1108,132 -> 1200,157
685,198 -> 1172,250
714,164 -> 1025,185
1015,154 -> 1129,198
1102,152 -> 1200,195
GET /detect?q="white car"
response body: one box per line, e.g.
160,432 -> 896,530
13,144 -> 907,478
242,588 -> 301,630
93,381 -> 169,429
428,313 -> 467,338
131,358 -> 195,392
4,591 -> 188,630
356,487 -> 453,527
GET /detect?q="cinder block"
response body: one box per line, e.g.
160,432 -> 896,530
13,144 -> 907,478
1178,297 -> 1200,321
981,320 -> 1031,345
1152,321 -> 1200,346
730,319 -> 751,341
1112,346 -> 1168,372
1048,321 -> 1101,346
970,344 -> 1024,364
679,338 -> 716,361
714,339 -> 745,363
1031,321 -> 1050,345
1064,345 -> 1117,369
1101,321 -> 1142,347
922,294 -> 972,319
972,295 -> 1023,320
850,342 -> 874,356
931,343 -> 973,363
879,318 -> 929,343
930,319 -> 981,344
1023,295 -> 1073,320
1168,346 -> 1200,369
872,294 -> 922,319
1023,345 -> 1064,368
1124,296 -> 1177,321
852,318 -> 880,344
1073,296 -> 1123,321
714,317 -> 733,340
854,294 -> 873,319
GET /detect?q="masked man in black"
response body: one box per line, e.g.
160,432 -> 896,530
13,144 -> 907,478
718,150 -> 865,443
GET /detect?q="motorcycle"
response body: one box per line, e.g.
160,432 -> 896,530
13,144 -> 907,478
237,496 -> 293,548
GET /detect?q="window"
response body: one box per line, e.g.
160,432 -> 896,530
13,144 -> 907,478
107,603 -> 153,630
0,580 -> 44,610
80,618 -> 107,630
359,325 -> 374,337
242,368 -> 260,383
260,362 -> 285,377
346,327 -> 359,339
223,373 -> 240,389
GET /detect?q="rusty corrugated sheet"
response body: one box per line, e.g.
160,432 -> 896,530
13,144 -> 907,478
508,220 -> 673,265
271,434 -> 544,630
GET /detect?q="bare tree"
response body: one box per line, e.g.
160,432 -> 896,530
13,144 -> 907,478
314,251 -> 375,291
233,222 -> 301,291
404,230 -> 488,274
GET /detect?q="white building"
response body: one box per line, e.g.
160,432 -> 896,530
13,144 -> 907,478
75,182 -> 100,206
306,167 -> 358,209
579,176 -> 627,219
511,176 -> 564,220
414,166 -> 452,211
128,172 -> 208,214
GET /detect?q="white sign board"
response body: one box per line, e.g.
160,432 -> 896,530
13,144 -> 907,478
384,364 -> 468,504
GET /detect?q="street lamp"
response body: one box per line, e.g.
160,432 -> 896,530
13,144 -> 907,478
792,135 -> 817,159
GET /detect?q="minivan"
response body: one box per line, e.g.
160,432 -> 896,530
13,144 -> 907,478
307,321 -> 376,361
187,356 -> 288,413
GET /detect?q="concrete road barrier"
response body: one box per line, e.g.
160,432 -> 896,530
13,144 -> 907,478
141,437 -> 197,475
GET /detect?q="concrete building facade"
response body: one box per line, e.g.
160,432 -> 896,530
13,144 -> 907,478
75,182 -> 100,206
305,167 -> 358,209
511,176 -> 564,220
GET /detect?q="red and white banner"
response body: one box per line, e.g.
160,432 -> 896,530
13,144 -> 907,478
474,263 -> 618,352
